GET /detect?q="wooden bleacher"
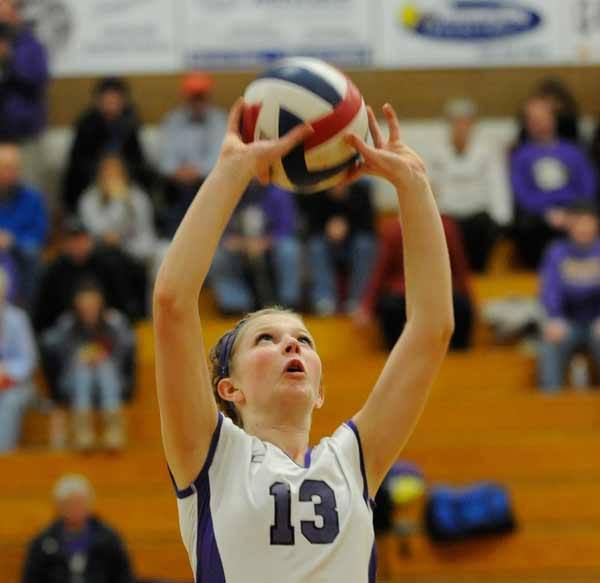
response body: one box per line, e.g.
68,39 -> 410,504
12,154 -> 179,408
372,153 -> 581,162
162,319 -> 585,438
2,272 -> 600,583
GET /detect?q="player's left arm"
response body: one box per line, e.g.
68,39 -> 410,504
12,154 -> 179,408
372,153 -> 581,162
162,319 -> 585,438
347,105 -> 454,498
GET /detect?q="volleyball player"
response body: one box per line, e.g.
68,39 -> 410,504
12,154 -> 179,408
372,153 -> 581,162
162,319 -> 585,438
154,99 -> 453,582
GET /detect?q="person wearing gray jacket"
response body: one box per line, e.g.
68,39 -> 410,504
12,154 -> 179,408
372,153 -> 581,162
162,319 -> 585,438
41,278 -> 135,451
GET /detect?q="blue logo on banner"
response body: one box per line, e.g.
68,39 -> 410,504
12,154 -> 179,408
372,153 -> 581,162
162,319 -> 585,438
400,1 -> 542,41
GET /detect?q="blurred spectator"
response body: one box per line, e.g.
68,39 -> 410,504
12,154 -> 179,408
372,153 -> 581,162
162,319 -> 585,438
21,474 -> 135,582
210,182 -> 301,313
511,96 -> 597,269
355,216 -> 473,351
517,78 -> 580,144
429,98 -> 512,272
63,77 -> 151,213
538,201 -> 600,392
588,122 -> 600,202
40,280 -> 134,451
157,71 -> 226,237
300,180 -> 377,315
0,268 -> 36,453
0,142 -> 47,305
78,153 -> 157,265
33,218 -> 145,333
0,0 -> 48,191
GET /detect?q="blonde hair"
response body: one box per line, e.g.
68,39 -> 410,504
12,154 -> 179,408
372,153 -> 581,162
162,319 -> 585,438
209,307 -> 303,427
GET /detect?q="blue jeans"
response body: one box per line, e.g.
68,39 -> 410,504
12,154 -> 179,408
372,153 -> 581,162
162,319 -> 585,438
307,233 -> 377,312
210,237 -> 302,313
0,383 -> 33,453
63,360 -> 122,412
538,323 -> 600,392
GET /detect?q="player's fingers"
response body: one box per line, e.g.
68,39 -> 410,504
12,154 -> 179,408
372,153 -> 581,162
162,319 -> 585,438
273,124 -> 314,157
344,132 -> 377,162
227,97 -> 245,135
367,106 -> 384,149
383,103 -> 401,143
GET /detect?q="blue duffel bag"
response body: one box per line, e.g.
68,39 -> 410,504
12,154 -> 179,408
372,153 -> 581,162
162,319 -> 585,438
424,482 -> 516,542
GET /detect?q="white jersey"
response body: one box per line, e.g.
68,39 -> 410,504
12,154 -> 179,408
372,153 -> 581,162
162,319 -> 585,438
171,413 -> 376,583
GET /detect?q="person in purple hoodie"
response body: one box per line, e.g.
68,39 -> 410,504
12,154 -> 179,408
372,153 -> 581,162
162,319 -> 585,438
0,0 -> 48,190
538,200 -> 600,391
209,181 -> 301,314
511,96 -> 597,269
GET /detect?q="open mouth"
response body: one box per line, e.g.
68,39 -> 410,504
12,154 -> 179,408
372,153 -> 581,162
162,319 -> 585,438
284,359 -> 305,374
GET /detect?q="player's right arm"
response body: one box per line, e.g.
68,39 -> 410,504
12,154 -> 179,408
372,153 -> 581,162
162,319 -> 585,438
153,100 -> 312,489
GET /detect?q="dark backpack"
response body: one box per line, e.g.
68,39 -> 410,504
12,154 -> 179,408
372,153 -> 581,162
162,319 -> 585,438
424,482 -> 516,542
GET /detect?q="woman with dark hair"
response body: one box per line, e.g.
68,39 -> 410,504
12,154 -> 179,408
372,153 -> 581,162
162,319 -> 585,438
62,77 -> 152,212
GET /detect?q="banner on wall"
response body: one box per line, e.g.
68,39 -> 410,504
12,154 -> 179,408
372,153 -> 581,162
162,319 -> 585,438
561,0 -> 600,64
181,0 -> 373,69
16,0 -> 600,76
377,0 -> 566,68
21,0 -> 180,76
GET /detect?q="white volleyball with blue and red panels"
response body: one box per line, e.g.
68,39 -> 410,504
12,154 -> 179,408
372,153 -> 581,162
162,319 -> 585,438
242,57 -> 369,192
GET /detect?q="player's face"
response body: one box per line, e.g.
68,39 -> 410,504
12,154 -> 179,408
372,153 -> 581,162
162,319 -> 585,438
230,314 -> 323,416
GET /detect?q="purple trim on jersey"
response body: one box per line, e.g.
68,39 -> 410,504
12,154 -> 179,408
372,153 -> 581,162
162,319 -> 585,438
168,413 -> 224,499
304,447 -> 312,468
368,542 -> 377,583
345,419 -> 369,504
195,471 -> 226,582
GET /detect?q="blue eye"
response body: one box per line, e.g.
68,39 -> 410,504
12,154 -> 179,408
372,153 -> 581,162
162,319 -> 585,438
257,333 -> 274,343
299,335 -> 313,347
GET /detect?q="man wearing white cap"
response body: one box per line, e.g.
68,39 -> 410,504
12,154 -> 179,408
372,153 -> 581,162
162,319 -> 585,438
21,474 -> 134,583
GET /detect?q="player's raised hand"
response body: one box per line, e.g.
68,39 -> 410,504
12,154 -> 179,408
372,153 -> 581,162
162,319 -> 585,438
345,103 -> 429,194
219,98 -> 313,185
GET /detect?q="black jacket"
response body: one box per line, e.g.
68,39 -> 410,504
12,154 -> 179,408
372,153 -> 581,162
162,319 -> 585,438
33,248 -> 146,333
21,517 -> 135,583
62,106 -> 151,212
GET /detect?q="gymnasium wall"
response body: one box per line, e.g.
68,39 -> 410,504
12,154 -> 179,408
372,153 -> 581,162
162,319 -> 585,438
48,66 -> 600,126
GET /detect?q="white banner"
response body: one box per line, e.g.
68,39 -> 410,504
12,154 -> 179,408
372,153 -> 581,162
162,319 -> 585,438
16,0 -> 600,76
181,0 -> 374,69
377,0 -> 566,68
22,0 -> 180,76
560,0 -> 600,64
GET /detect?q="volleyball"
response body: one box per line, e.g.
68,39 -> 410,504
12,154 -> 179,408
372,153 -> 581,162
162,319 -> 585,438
241,57 -> 369,192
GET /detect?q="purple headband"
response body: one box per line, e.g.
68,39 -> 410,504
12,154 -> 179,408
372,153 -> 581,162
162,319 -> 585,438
218,328 -> 239,379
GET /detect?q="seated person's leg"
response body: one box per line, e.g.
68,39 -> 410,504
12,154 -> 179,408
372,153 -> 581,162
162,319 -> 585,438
538,322 -> 583,392
62,360 -> 95,450
376,293 -> 407,351
307,235 -> 336,315
271,236 -> 302,310
0,384 -> 33,452
450,292 -> 474,350
347,233 -> 378,312
457,212 -> 499,273
586,320 -> 600,385
209,245 -> 254,315
95,359 -> 126,450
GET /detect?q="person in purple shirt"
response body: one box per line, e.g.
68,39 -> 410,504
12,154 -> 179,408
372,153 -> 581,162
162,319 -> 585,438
538,200 -> 600,391
0,0 -> 47,141
511,96 -> 597,269
209,181 -> 301,314
0,1 -> 48,194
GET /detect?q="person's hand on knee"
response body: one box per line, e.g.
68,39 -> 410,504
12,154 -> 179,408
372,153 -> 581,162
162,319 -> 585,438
543,318 -> 569,343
